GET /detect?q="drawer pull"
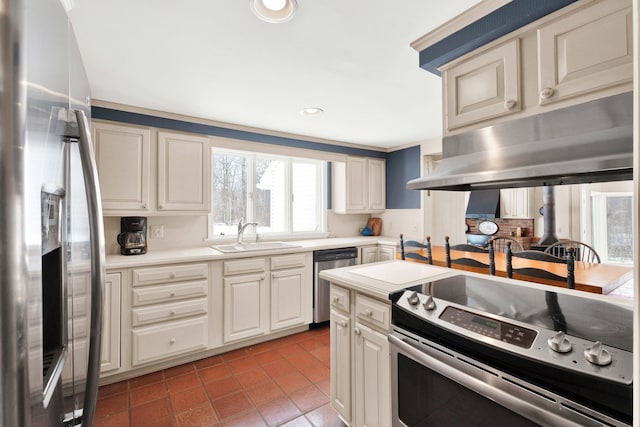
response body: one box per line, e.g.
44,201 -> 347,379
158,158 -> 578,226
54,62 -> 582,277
169,338 -> 176,344
169,311 -> 176,316
354,328 -> 361,336
332,296 -> 340,303
363,309 -> 373,317
338,320 -> 347,328
170,273 -> 176,279
503,99 -> 517,110
540,87 -> 555,99
170,292 -> 176,297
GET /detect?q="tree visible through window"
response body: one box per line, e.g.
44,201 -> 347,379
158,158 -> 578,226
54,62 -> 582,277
591,192 -> 633,264
210,149 -> 325,238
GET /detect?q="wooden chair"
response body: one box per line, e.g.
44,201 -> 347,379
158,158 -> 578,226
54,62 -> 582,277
400,234 -> 432,264
506,242 -> 576,289
444,236 -> 496,275
491,236 -> 524,253
544,240 -> 601,263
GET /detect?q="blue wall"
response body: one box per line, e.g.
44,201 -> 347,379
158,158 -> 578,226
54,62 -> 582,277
93,107 -> 423,210
386,146 -> 421,209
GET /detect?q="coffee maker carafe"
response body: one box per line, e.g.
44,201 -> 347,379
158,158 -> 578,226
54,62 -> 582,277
117,216 -> 147,255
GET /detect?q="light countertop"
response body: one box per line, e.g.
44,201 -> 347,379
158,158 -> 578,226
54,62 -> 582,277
106,236 -> 398,270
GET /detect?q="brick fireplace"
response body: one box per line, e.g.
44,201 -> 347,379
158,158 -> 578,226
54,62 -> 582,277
465,218 -> 535,249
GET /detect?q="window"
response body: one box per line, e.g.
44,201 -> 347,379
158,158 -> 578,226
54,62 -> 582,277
591,192 -> 633,264
209,148 -> 326,238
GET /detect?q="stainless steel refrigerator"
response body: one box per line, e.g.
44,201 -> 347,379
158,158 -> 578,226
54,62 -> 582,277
1,0 -> 105,425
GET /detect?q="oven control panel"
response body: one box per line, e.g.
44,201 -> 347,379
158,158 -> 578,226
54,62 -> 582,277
440,306 -> 536,348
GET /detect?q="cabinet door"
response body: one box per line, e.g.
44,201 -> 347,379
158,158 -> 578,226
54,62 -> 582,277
377,245 -> 395,261
270,268 -> 306,331
368,159 -> 386,211
330,309 -> 352,424
223,273 -> 267,343
500,188 -> 532,218
345,157 -> 368,212
360,246 -> 378,264
157,131 -> 210,211
444,38 -> 520,130
354,322 -> 391,427
537,0 -> 632,105
101,273 -> 121,373
93,122 -> 150,211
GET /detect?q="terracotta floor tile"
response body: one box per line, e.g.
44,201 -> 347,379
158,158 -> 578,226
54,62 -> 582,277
94,410 -> 130,427
130,397 -> 173,427
289,385 -> 329,413
136,416 -> 176,427
309,346 -> 330,363
95,392 -> 129,418
129,371 -> 165,389
170,385 -> 209,413
274,371 -> 311,395
167,372 -> 201,394
130,381 -> 168,407
305,403 -> 346,427
98,381 -> 129,399
280,416 -> 313,427
221,409 -> 267,427
221,348 -> 249,361
234,367 -> 270,388
315,379 -> 330,397
213,391 -> 254,420
277,344 -> 306,360
261,359 -> 297,379
296,337 -> 326,352
227,356 -> 260,375
246,341 -> 275,355
287,352 -> 318,370
175,402 -> 220,427
194,355 -> 224,370
253,350 -> 284,366
245,380 -> 285,406
205,376 -> 243,400
164,363 -> 196,379
300,362 -> 329,383
199,364 -> 233,383
258,396 -> 302,427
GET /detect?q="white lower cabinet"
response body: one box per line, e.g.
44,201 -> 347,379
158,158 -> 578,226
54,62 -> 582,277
360,244 -> 396,264
330,284 -> 391,427
377,245 -> 396,261
101,273 -> 121,373
223,272 -> 268,343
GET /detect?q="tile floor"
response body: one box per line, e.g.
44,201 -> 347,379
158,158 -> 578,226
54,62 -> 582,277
94,326 -> 346,427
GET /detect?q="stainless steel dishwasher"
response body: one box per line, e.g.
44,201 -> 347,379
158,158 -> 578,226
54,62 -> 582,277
313,247 -> 359,325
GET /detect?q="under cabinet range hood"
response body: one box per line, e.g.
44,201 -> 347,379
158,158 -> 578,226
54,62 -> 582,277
407,92 -> 633,191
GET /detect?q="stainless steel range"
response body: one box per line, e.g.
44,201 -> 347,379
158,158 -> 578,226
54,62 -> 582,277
389,274 -> 633,426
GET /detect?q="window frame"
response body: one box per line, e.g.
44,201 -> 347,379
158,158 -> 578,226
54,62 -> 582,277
589,191 -> 633,265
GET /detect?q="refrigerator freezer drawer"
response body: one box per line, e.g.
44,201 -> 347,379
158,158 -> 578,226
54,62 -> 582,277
131,298 -> 208,327
132,317 -> 208,366
132,280 -> 209,307
132,263 -> 209,287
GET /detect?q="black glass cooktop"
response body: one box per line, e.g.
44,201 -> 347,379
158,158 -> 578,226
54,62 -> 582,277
398,274 -> 633,352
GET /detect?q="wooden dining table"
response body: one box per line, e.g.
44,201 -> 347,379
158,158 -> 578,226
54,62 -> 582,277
397,245 -> 633,295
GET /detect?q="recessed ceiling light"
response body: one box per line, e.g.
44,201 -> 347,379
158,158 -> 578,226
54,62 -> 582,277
250,0 -> 297,24
301,107 -> 324,117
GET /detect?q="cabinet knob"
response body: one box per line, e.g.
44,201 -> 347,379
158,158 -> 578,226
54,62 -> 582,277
354,328 -> 361,336
141,204 -> 147,209
170,273 -> 176,279
332,296 -> 340,303
169,310 -> 176,316
503,99 -> 517,110
158,204 -> 163,209
540,87 -> 555,99
363,309 -> 373,317
169,338 -> 176,344
338,320 -> 347,328
170,291 -> 176,297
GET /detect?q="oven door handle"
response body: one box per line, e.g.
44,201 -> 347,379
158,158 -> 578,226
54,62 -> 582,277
388,333 -> 585,427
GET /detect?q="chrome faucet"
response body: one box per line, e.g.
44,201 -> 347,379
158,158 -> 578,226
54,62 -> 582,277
237,218 -> 258,244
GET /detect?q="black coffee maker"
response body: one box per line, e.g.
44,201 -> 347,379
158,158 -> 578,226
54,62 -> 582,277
117,216 -> 147,255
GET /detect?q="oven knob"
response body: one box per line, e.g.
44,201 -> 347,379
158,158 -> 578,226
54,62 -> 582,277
422,295 -> 436,311
547,331 -> 572,353
407,291 -> 420,306
584,341 -> 612,366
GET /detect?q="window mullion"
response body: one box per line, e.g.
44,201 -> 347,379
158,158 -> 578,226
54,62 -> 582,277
285,159 -> 292,233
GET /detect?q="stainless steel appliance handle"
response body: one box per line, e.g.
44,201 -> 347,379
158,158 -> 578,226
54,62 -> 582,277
75,110 -> 105,427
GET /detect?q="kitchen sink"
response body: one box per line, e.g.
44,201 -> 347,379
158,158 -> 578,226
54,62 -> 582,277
211,241 -> 301,253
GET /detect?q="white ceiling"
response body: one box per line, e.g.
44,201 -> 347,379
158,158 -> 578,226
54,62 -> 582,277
69,0 -> 480,150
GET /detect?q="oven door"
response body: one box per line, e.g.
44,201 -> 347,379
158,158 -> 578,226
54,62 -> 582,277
389,331 -> 625,427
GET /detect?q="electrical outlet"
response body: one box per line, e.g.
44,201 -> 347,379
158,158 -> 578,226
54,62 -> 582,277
150,225 -> 164,239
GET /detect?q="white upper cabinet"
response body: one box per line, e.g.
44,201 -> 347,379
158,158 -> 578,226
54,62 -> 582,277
158,131 -> 210,212
500,188 -> 533,218
333,157 -> 386,214
444,39 -> 521,130
93,122 -> 150,212
537,0 -> 632,105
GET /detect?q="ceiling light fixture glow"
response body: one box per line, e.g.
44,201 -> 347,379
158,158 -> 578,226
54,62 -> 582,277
301,107 -> 324,117
250,0 -> 297,23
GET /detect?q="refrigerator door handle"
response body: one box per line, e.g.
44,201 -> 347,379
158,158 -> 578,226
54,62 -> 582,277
74,109 -> 106,426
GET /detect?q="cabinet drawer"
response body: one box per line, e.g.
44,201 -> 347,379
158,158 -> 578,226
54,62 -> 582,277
330,285 -> 350,313
270,253 -> 306,270
132,317 -> 207,366
131,298 -> 208,327
133,263 -> 208,287
355,294 -> 390,331
223,258 -> 266,275
132,280 -> 208,307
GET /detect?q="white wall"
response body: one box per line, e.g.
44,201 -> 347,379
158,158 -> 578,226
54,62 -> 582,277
379,209 -> 423,241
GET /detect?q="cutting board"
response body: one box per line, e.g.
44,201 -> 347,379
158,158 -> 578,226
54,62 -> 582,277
366,218 -> 382,236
